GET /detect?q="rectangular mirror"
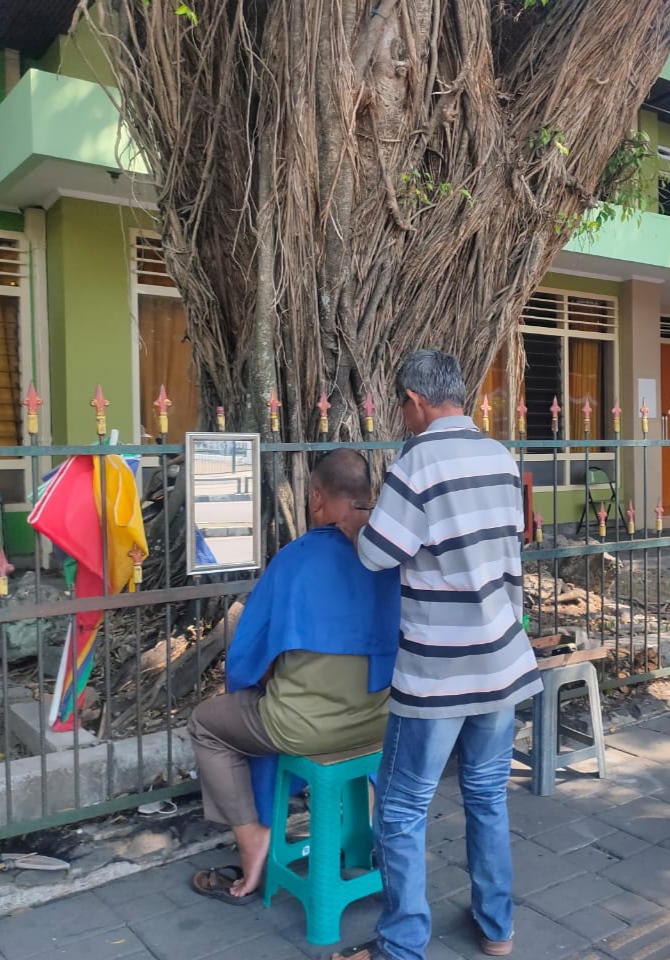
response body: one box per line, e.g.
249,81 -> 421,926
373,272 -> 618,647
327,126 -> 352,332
185,432 -> 261,575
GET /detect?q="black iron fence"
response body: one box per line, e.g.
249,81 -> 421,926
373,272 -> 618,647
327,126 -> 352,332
0,430 -> 668,839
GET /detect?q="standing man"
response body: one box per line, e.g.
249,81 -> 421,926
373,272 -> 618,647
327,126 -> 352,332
335,350 -> 542,960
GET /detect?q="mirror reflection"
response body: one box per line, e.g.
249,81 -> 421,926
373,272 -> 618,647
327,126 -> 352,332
186,433 -> 261,574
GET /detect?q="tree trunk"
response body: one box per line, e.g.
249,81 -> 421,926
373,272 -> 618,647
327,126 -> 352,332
75,0 -> 670,438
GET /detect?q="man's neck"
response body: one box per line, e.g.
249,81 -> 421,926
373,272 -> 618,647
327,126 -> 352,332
424,402 -> 464,426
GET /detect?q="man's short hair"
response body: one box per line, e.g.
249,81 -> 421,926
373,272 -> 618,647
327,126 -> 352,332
311,449 -> 371,500
395,349 -> 466,408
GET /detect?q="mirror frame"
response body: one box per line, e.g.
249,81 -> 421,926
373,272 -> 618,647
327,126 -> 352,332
185,432 -> 262,575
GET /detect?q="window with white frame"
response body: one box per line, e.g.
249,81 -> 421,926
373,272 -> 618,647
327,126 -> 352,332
475,288 -> 618,486
0,234 -> 25,447
131,232 -> 199,442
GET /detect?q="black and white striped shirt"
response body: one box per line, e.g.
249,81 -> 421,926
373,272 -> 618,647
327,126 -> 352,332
358,416 -> 542,718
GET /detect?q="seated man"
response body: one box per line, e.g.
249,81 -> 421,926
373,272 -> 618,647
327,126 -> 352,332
188,449 -> 399,905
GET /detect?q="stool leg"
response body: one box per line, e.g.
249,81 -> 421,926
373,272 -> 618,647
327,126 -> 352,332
305,773 -> 344,945
538,673 -> 559,796
263,764 -> 292,907
341,776 -> 373,869
584,666 -> 607,779
531,691 -> 543,795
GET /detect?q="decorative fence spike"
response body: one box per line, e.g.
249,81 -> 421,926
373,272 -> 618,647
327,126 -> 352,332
640,397 -> 649,436
516,397 -> 527,439
153,385 -> 172,437
216,406 -> 226,432
22,382 -> 43,438
317,392 -> 331,435
0,549 -> 14,598
612,400 -> 622,435
550,396 -> 561,434
627,500 -> 635,536
363,393 -> 375,435
598,503 -> 608,539
91,385 -> 109,437
268,389 -> 281,434
534,511 -> 543,544
480,394 -> 490,434
128,542 -> 145,586
656,498 -> 664,533
582,397 -> 592,435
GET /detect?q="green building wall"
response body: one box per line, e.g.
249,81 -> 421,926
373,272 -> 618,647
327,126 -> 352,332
46,197 -> 155,444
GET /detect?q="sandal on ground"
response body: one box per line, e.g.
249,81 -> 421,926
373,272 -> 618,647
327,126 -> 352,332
332,941 -> 389,959
191,865 -> 260,905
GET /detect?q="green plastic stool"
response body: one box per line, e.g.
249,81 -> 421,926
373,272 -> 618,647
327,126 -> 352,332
263,745 -> 382,945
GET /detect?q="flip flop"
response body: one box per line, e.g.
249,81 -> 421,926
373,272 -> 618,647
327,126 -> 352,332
137,799 -> 177,817
333,941 -> 389,959
191,865 -> 260,905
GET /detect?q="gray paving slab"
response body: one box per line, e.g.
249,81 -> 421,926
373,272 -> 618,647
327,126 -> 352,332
557,844 -> 619,875
128,896 -> 274,960
593,829 -> 652,860
532,817 -> 616,854
600,913 -> 670,960
0,893 -> 123,960
426,810 -> 467,845
511,840 -> 586,896
597,795 -> 670,844
94,890 -> 177,925
560,905 -> 627,942
439,905 -> 589,960
426,865 -> 471,903
601,893 -> 663,924
605,726 -> 670,763
638,714 -> 670,734
598,846 -> 670,908
508,793 -> 583,838
524,875 -> 627,920
29,928 -> 149,960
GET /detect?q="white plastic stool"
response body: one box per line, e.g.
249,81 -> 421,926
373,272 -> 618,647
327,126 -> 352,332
532,660 -> 607,796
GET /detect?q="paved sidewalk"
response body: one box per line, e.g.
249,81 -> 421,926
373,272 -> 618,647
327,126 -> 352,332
1,716 -> 670,960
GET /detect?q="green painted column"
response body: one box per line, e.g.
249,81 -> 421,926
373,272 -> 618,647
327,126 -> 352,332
46,197 -> 153,444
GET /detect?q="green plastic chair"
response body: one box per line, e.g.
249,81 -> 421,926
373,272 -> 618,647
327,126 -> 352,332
576,466 -> 626,535
263,746 -> 382,945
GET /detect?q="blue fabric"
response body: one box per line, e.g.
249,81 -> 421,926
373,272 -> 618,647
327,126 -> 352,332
195,527 -> 218,566
226,526 -> 400,825
374,709 -> 515,959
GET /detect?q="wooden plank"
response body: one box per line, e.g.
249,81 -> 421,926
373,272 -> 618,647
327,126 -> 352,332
531,635 -> 562,650
537,647 -> 608,671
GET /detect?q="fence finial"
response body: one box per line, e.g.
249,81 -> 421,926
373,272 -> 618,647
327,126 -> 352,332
598,503 -> 607,539
480,394 -> 490,434
612,400 -> 622,435
656,498 -> 664,533
317,392 -> 331,435
516,397 -> 527,439
216,406 -> 226,432
582,397 -> 592,436
153,385 -> 172,438
550,396 -> 561,435
128,542 -> 145,586
22,382 -> 43,439
534,511 -> 543,544
640,397 -> 649,436
0,549 -> 14,598
91,385 -> 109,437
363,393 -> 375,435
627,501 -> 635,536
268,389 -> 281,435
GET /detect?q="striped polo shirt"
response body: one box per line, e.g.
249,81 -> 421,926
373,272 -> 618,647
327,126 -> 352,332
358,415 -> 542,718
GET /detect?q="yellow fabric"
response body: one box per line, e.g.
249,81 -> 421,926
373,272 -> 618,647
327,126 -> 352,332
92,455 -> 149,593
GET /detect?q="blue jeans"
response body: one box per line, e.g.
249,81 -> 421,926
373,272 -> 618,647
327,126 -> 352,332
374,709 -> 515,960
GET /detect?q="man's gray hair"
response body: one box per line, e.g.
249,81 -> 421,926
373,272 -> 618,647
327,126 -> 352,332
396,349 -> 466,408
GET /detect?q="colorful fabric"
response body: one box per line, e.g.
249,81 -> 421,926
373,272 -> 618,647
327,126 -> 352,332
358,415 -> 543,719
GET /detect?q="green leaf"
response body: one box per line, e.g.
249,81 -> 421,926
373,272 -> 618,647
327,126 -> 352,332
175,3 -> 198,25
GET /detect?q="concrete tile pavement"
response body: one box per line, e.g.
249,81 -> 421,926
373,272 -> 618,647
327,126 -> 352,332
1,721 -> 670,960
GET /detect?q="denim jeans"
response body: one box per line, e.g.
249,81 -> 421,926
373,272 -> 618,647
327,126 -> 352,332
374,709 -> 515,960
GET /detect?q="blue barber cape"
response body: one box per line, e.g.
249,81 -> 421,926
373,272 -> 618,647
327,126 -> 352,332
226,525 -> 400,824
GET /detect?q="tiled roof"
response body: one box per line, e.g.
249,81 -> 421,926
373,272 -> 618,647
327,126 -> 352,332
0,0 -> 81,60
